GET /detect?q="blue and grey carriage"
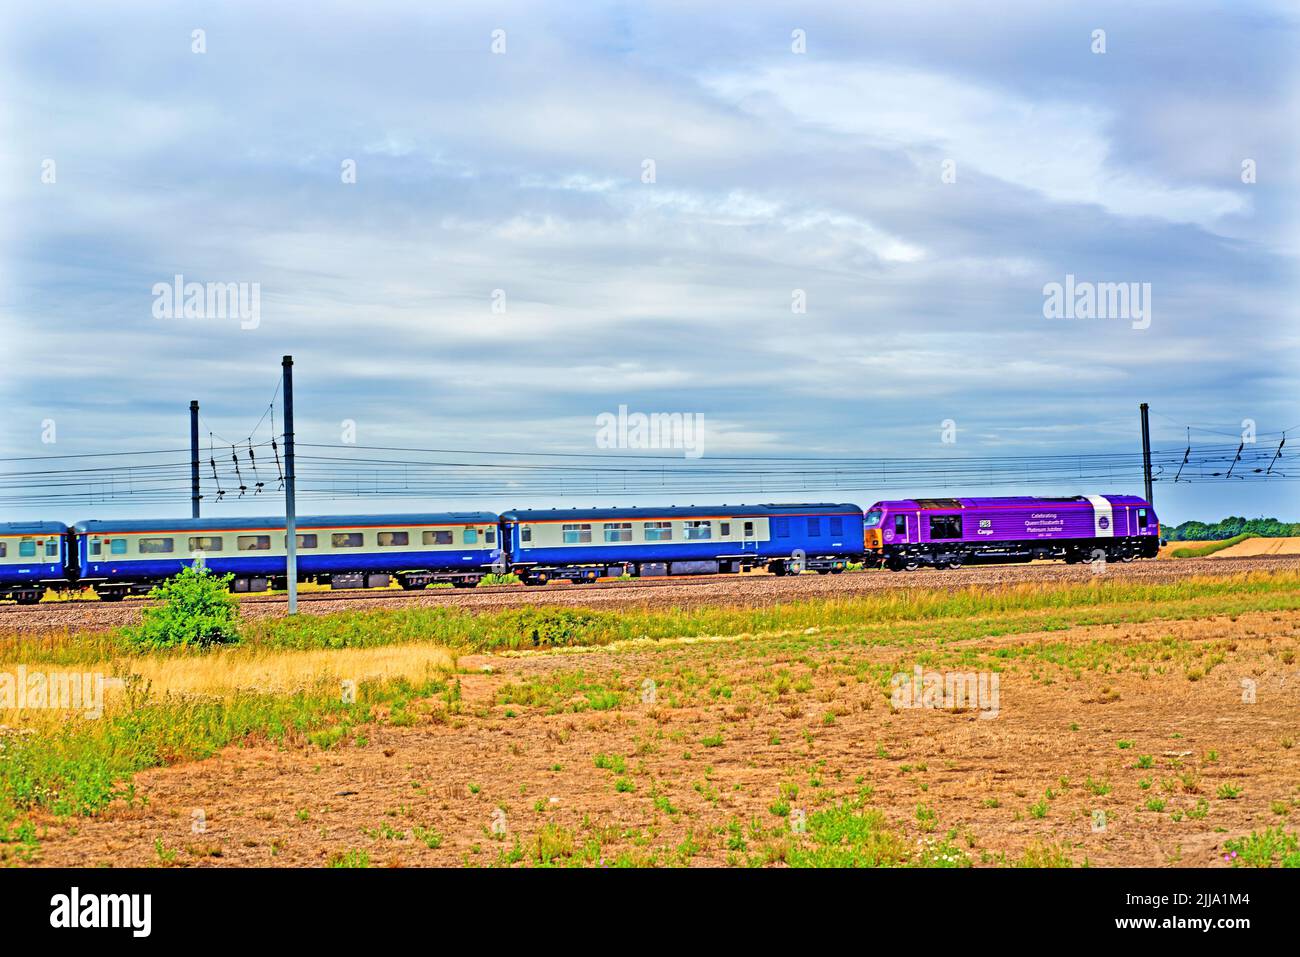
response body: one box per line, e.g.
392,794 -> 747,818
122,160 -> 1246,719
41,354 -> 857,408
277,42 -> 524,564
499,503 -> 865,585
72,512 -> 503,599
0,521 -> 70,603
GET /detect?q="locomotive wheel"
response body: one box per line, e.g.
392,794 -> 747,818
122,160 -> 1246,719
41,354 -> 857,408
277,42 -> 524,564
903,559 -> 921,571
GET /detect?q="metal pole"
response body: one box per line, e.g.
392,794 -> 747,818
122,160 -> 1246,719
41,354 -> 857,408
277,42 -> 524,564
1139,402 -> 1153,505
189,400 -> 201,518
283,355 -> 297,615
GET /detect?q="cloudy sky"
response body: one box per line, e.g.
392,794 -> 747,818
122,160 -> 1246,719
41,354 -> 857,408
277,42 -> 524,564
2,0 -> 1296,524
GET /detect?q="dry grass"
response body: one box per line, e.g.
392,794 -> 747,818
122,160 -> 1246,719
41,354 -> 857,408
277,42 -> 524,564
0,642 -> 458,728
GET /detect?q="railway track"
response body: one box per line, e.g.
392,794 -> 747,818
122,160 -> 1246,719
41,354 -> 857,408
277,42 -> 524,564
0,555 -> 1295,638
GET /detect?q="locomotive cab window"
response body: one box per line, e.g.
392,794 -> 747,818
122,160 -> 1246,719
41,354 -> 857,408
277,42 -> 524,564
864,510 -> 883,527
928,516 -> 962,540
603,522 -> 632,543
423,530 -> 453,546
377,531 -> 409,547
188,536 -> 224,552
644,521 -> 672,542
332,533 -> 364,548
139,537 -> 175,554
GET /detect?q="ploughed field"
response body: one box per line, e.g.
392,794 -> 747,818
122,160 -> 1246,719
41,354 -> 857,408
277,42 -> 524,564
2,554 -> 1295,638
4,564 -> 1300,868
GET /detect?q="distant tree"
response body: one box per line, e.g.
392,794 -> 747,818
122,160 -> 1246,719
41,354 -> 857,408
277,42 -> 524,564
1163,516 -> 1298,541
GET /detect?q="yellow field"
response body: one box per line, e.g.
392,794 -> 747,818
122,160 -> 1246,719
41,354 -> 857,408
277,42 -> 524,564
1210,536 -> 1300,558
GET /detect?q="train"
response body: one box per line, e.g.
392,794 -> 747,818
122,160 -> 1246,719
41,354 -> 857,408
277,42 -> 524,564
0,493 -> 1159,603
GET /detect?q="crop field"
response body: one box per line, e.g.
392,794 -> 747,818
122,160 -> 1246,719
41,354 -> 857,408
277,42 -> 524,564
3,565 -> 1299,868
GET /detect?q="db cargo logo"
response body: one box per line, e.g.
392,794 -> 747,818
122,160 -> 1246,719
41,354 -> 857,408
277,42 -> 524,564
1098,516 -> 1110,530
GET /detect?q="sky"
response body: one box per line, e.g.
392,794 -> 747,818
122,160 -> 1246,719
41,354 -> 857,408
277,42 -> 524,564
1,0 -> 1297,525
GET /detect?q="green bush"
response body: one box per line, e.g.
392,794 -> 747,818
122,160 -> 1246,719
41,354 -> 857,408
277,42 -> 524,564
478,573 -> 522,586
124,566 -> 241,649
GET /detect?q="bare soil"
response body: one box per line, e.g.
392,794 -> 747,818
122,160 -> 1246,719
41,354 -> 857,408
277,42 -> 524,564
29,600 -> 1300,868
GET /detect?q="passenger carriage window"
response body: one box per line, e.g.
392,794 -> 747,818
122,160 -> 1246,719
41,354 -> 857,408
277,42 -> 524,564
807,517 -> 821,537
561,524 -> 591,544
19,541 -> 36,557
719,522 -> 731,537
45,541 -> 58,557
603,522 -> 632,543
644,521 -> 672,542
89,539 -> 101,556
332,533 -> 364,548
377,531 -> 409,547
423,530 -> 453,546
110,539 -> 127,555
928,516 -> 962,540
743,521 -> 754,537
463,528 -> 479,544
684,520 -> 711,540
520,527 -> 532,543
188,536 -> 224,552
139,537 -> 175,554
486,528 -> 496,545
293,534 -> 318,549
830,517 -> 843,537
773,518 -> 790,538
0,542 -> 6,557
894,515 -> 907,537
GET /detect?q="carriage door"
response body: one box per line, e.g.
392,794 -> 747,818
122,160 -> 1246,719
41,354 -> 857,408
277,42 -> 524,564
743,520 -> 756,552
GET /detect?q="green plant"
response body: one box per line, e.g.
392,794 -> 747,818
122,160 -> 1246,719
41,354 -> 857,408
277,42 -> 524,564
327,848 -> 370,868
478,573 -> 522,586
124,566 -> 240,649
1222,828 -> 1300,868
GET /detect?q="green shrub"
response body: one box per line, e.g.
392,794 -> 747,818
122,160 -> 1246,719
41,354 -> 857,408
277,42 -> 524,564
124,566 -> 241,649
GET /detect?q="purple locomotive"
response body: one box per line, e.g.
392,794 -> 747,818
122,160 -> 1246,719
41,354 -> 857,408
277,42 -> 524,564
862,494 -> 1159,571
